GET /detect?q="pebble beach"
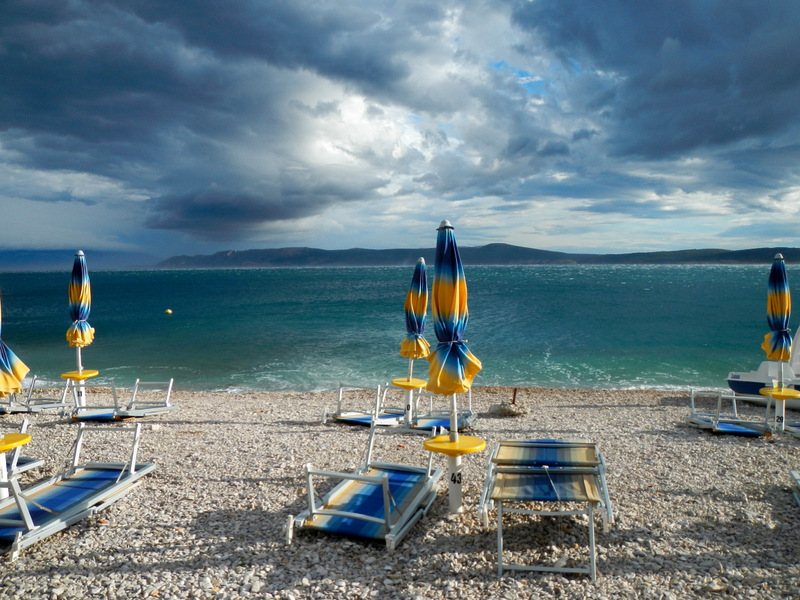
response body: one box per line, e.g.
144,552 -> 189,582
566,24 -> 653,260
1,386 -> 799,600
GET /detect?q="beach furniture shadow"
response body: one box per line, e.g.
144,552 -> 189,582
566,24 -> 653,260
477,439 -> 614,581
0,422 -> 155,560
686,389 -> 773,437
287,422 -> 443,551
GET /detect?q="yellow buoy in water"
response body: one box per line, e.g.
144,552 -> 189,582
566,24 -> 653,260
165,309 -> 173,315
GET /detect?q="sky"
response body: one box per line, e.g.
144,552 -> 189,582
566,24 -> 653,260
2,0 -> 800,263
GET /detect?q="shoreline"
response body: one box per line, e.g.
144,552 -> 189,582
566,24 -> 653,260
1,386 -> 799,599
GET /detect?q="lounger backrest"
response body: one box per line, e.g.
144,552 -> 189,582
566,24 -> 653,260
129,379 -> 174,408
493,440 -> 600,467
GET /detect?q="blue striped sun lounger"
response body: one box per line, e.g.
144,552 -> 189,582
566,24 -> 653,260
288,424 -> 443,551
687,390 -> 773,437
72,379 -> 177,421
327,383 -> 405,427
0,423 -> 155,560
478,439 -> 614,581
0,376 -> 72,415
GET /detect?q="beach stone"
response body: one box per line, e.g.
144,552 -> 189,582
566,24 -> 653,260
2,387 -> 799,599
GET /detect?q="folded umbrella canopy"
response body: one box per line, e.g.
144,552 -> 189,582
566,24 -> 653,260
426,221 -> 482,401
66,251 -> 95,408
400,257 -> 431,370
759,253 -> 795,431
761,253 -> 792,364
66,250 -> 95,361
0,293 -> 29,397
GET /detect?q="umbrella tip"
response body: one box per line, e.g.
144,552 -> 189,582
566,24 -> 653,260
75,250 -> 85,257
438,220 -> 453,230
775,253 -> 784,260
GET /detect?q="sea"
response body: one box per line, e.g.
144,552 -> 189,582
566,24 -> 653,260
0,264 -> 789,394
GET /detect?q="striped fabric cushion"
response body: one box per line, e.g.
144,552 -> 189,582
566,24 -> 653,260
307,467 -> 427,540
491,471 -> 601,503
0,468 -> 134,540
493,441 -> 599,467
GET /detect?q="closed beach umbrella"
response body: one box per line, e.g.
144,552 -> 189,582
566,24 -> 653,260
396,257 -> 431,426
0,294 -> 30,397
760,253 -> 794,430
426,220 -> 482,437
400,257 -> 431,370
761,253 -> 792,365
66,250 -> 95,372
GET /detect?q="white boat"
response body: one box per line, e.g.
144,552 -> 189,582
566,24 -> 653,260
727,330 -> 800,409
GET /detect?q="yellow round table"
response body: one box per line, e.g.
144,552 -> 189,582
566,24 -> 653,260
61,369 -> 99,408
424,434 -> 486,457
0,433 -> 31,500
760,387 -> 800,432
0,433 -> 31,454
391,378 -> 427,427
424,434 -> 486,513
60,369 -> 99,381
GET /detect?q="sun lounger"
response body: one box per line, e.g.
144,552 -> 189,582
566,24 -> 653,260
0,422 -> 155,560
687,389 -> 774,437
325,383 -> 404,427
287,424 -> 443,551
413,388 -> 477,432
478,439 -> 614,580
0,376 -> 72,415
73,379 -> 176,421
120,379 -> 176,417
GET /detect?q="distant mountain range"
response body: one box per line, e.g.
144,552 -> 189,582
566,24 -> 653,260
157,244 -> 800,268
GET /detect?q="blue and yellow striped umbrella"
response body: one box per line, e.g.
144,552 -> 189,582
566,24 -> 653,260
761,253 -> 792,362
426,221 -> 482,396
0,293 -> 30,397
66,251 -> 95,368
400,257 -> 430,361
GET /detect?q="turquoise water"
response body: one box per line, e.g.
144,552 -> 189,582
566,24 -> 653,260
0,264 -> 787,393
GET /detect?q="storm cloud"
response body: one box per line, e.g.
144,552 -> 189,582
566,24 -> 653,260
2,0 -> 799,258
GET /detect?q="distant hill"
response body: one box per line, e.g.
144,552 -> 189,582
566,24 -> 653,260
157,244 -> 800,268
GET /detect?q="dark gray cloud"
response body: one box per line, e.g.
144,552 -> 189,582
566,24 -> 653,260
1,0 -> 799,256
510,0 -> 800,159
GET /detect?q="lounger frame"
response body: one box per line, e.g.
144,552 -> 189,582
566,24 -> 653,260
0,376 -> 72,415
288,424 -> 443,551
478,439 -> 614,581
0,423 -> 155,560
325,383 -> 404,426
687,389 -> 774,436
73,379 -> 176,421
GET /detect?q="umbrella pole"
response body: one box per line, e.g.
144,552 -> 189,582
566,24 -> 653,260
404,359 -> 415,427
448,393 -> 461,511
75,347 -> 85,408
0,450 -> 7,500
449,393 -> 459,442
778,361 -> 786,431
447,454 -> 463,513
